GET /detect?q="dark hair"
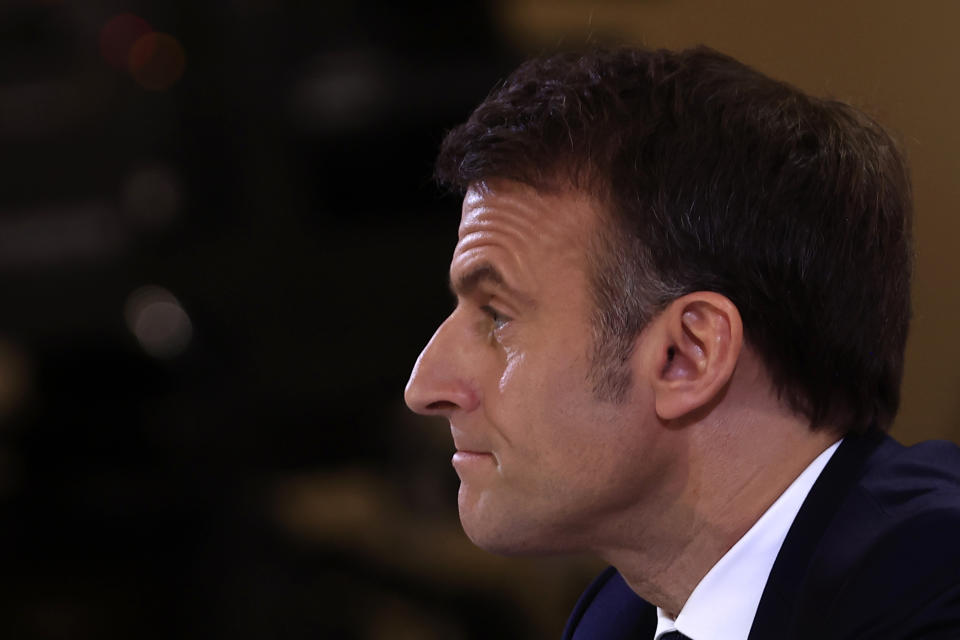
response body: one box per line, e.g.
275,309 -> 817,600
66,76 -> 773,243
435,46 -> 913,435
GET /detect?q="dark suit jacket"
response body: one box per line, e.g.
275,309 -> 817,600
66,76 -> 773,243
562,430 -> 960,639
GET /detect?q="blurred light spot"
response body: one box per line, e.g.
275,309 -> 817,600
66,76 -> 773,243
129,33 -> 186,91
99,13 -> 152,70
0,339 -> 32,421
121,164 -> 182,232
290,51 -> 389,133
124,286 -> 192,359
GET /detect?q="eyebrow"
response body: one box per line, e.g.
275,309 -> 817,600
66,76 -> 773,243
450,262 -> 535,308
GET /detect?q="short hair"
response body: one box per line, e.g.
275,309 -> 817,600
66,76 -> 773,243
435,46 -> 913,435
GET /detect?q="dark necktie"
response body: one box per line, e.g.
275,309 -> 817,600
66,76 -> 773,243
658,632 -> 692,640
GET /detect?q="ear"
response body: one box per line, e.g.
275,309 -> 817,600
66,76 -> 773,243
646,292 -> 743,421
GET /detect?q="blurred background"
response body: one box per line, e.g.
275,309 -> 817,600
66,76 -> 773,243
0,1 -> 956,638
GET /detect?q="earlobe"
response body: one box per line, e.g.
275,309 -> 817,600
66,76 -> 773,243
652,293 -> 743,421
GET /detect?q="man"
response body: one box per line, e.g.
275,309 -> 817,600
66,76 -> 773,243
404,46 -> 960,639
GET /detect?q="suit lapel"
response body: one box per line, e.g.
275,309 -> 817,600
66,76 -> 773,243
563,566 -> 657,639
747,429 -> 888,639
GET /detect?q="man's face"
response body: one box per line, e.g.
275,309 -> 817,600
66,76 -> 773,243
404,180 -> 674,555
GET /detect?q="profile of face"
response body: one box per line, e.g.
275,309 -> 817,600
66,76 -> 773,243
404,179 -> 679,555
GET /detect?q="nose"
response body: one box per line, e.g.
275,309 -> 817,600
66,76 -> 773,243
404,315 -> 480,416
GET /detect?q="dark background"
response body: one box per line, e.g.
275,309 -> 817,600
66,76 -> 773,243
0,1 -> 957,638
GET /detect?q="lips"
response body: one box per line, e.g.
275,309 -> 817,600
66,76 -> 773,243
452,450 -> 496,474
453,450 -> 493,459
449,422 -> 498,475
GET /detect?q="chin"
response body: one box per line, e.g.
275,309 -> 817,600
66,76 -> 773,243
458,500 -> 574,556
462,524 -> 548,556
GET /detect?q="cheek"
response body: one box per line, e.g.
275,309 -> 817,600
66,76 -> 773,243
523,358 -> 601,454
489,336 -> 607,452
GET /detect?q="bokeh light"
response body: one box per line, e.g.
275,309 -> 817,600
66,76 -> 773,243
99,13 -> 152,71
124,286 -> 193,359
129,33 -> 186,91
0,339 -> 31,420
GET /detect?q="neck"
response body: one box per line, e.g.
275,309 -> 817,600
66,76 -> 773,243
597,408 -> 841,616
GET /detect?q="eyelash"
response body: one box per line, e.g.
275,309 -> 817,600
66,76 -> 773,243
480,304 -> 510,330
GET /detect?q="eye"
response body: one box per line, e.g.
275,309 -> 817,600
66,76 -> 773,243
480,304 -> 510,331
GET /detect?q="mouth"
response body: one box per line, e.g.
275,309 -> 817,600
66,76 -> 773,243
453,449 -> 494,459
451,450 -> 496,472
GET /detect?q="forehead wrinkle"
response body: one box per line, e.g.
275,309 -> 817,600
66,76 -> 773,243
458,212 -> 539,267
454,232 -> 526,280
452,239 -> 528,298
459,188 -> 590,262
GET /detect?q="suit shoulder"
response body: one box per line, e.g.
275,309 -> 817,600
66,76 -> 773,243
859,438 -> 960,517
824,439 -> 960,637
825,505 -> 960,638
840,437 -> 960,582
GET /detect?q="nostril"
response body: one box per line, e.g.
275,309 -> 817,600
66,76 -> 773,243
426,400 -> 459,412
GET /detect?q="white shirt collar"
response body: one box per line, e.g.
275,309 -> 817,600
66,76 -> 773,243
653,439 -> 842,640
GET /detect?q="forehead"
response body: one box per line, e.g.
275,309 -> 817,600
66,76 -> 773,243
455,180 -> 598,265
